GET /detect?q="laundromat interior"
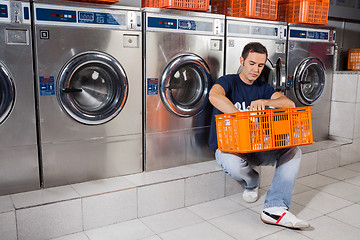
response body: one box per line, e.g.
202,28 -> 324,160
1,0 -> 360,239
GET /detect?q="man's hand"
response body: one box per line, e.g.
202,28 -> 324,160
249,99 -> 267,111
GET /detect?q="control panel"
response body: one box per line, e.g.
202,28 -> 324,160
0,0 -> 30,24
146,13 -> 224,36
289,27 -> 333,42
34,3 -> 141,30
227,20 -> 286,40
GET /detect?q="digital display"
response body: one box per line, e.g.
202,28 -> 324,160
79,12 -> 94,21
0,4 -> 8,18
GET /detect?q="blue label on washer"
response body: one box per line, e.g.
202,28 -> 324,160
147,78 -> 158,95
0,4 -> 8,18
39,76 -> 55,96
36,8 -> 76,23
148,17 -> 177,29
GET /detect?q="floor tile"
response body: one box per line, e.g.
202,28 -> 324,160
50,232 -> 89,240
343,162 -> 360,173
292,189 -> 353,214
257,229 -> 312,240
292,183 -> 313,195
187,197 -> 245,220
139,208 -> 203,234
345,175 -> 360,187
159,221 -> 235,240
226,188 -> 267,208
209,209 -> 281,240
139,236 -> 162,240
85,219 -> 154,240
327,204 -> 360,229
301,216 -> 360,240
297,174 -> 339,188
319,167 -> 360,180
317,181 -> 360,203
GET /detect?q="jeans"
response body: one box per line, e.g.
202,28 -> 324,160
215,147 -> 302,209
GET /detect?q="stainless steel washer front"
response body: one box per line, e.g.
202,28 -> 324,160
33,1 -> 143,187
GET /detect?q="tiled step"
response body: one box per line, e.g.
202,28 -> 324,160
0,139 -> 356,240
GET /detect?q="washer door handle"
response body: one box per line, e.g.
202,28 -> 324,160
62,88 -> 82,93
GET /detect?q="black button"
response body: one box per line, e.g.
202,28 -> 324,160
40,30 -> 49,39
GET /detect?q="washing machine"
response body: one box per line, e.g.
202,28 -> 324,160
225,17 -> 287,92
0,0 -> 40,195
143,8 -> 224,171
286,24 -> 336,141
33,0 -> 143,187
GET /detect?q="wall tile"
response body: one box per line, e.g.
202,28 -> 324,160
317,147 -> 341,172
16,199 -> 82,240
225,174 -> 244,196
138,180 -> 184,218
185,172 -> 225,206
83,189 -> 137,230
332,73 -> 358,102
330,101 -> 355,139
298,152 -> 318,178
341,139 -> 360,165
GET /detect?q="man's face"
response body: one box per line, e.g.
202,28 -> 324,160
239,52 -> 267,85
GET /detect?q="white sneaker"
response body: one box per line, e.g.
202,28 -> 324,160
242,187 -> 259,203
260,207 -> 310,229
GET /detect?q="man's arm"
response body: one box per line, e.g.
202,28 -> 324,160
209,84 -> 239,114
249,92 -> 295,111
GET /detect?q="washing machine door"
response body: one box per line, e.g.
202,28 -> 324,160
238,58 -> 285,91
0,63 -> 15,124
294,57 -> 326,105
58,51 -> 128,125
160,54 -> 211,117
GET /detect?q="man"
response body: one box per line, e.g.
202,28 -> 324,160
208,42 -> 310,229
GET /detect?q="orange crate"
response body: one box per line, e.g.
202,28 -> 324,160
278,0 -> 329,25
348,49 -> 360,71
67,0 -> 119,4
215,107 -> 313,153
142,0 -> 209,11
211,0 -> 278,21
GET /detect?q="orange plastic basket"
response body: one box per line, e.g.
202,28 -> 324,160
211,0 -> 278,21
278,0 -> 329,25
348,49 -> 360,71
215,107 -> 313,153
142,0 -> 209,11
67,0 -> 119,4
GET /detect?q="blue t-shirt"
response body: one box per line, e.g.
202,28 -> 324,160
208,74 -> 276,150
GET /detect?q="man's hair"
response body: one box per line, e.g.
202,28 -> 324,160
241,42 -> 268,60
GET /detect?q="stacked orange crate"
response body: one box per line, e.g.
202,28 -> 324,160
212,0 -> 278,20
142,0 -> 209,11
348,49 -> 360,71
278,0 -> 329,25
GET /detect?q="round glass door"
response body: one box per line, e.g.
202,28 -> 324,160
58,52 -> 128,125
294,58 -> 326,105
0,63 -> 15,124
160,54 -> 211,117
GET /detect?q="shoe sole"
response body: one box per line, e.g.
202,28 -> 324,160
260,215 -> 309,230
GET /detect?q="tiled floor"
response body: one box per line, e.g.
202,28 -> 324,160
52,162 -> 360,240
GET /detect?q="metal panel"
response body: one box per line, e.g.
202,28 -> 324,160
145,127 -> 213,171
42,134 -> 142,187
